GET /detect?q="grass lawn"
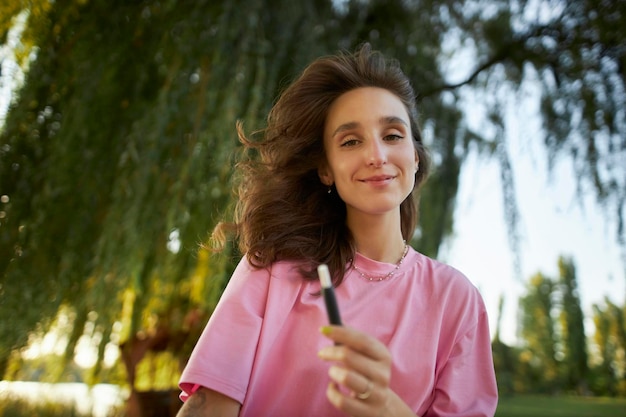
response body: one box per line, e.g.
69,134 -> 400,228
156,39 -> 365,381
496,394 -> 626,417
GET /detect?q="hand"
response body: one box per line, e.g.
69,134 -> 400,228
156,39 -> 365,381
318,325 -> 392,417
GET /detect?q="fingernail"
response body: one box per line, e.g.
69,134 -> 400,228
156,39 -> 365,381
328,365 -> 344,381
318,346 -> 331,358
320,326 -> 332,335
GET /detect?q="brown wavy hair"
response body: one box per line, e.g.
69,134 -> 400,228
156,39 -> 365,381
212,43 -> 430,285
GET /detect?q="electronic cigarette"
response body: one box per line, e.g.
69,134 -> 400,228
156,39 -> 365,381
317,264 -> 342,325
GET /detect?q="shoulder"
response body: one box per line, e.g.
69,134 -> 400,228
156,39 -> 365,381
229,255 -> 303,284
412,250 -> 477,292
410,249 -> 487,316
232,255 -> 305,278
222,256 -> 307,312
220,256 -> 307,317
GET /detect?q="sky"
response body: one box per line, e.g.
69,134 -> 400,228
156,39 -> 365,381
438,93 -> 625,345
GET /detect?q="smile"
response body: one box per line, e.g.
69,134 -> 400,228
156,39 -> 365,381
360,175 -> 396,184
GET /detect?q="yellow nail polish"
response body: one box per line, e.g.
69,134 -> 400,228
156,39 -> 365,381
320,325 -> 332,335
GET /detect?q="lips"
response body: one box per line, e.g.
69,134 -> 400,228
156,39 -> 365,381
360,174 -> 396,184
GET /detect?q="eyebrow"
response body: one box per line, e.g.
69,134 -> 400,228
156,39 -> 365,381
330,116 -> 409,138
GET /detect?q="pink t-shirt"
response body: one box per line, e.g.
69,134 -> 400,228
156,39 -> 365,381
179,248 -> 498,416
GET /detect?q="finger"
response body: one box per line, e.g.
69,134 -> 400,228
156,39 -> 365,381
326,380 -> 385,417
354,379 -> 374,400
318,344 -> 380,379
318,343 -> 373,372
320,325 -> 390,361
328,365 -> 377,400
326,381 -> 371,416
319,333 -> 392,388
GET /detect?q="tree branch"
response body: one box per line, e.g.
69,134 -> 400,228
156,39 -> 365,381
418,49 -> 510,100
417,23 -> 555,100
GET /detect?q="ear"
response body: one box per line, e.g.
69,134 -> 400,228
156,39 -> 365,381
318,163 -> 334,186
414,150 -> 420,172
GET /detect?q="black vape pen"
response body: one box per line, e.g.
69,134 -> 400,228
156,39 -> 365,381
317,264 -> 342,325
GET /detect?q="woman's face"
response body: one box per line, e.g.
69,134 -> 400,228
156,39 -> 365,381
320,87 -> 418,220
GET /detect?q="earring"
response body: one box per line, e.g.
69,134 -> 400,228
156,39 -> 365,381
327,186 -> 332,194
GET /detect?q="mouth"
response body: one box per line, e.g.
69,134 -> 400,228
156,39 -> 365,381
360,174 -> 396,184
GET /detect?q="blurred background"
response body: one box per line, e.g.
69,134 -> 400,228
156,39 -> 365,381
0,0 -> 624,416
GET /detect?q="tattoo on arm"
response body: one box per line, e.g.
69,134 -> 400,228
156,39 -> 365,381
189,390 -> 207,409
178,390 -> 207,416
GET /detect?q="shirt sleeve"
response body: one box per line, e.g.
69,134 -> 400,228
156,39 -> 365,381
178,257 -> 269,404
427,288 -> 499,417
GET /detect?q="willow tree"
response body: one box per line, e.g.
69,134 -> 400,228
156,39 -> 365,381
557,257 -> 588,392
519,273 -> 560,391
1,0 -> 624,388
591,298 -> 626,396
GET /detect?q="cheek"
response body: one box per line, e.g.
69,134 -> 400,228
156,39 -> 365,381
326,155 -> 349,178
399,150 -> 417,170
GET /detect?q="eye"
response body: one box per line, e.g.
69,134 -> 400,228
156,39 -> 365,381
340,137 -> 360,147
384,134 -> 404,142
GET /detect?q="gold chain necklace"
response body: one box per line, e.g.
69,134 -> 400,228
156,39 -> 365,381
352,242 -> 409,282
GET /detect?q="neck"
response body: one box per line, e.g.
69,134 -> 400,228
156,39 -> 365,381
347,212 -> 406,263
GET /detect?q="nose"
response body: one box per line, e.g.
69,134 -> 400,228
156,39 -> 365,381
367,138 -> 387,167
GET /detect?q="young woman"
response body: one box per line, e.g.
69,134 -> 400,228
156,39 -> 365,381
177,44 -> 498,417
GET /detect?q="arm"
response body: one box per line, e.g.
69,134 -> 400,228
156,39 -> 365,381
176,387 -> 241,417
